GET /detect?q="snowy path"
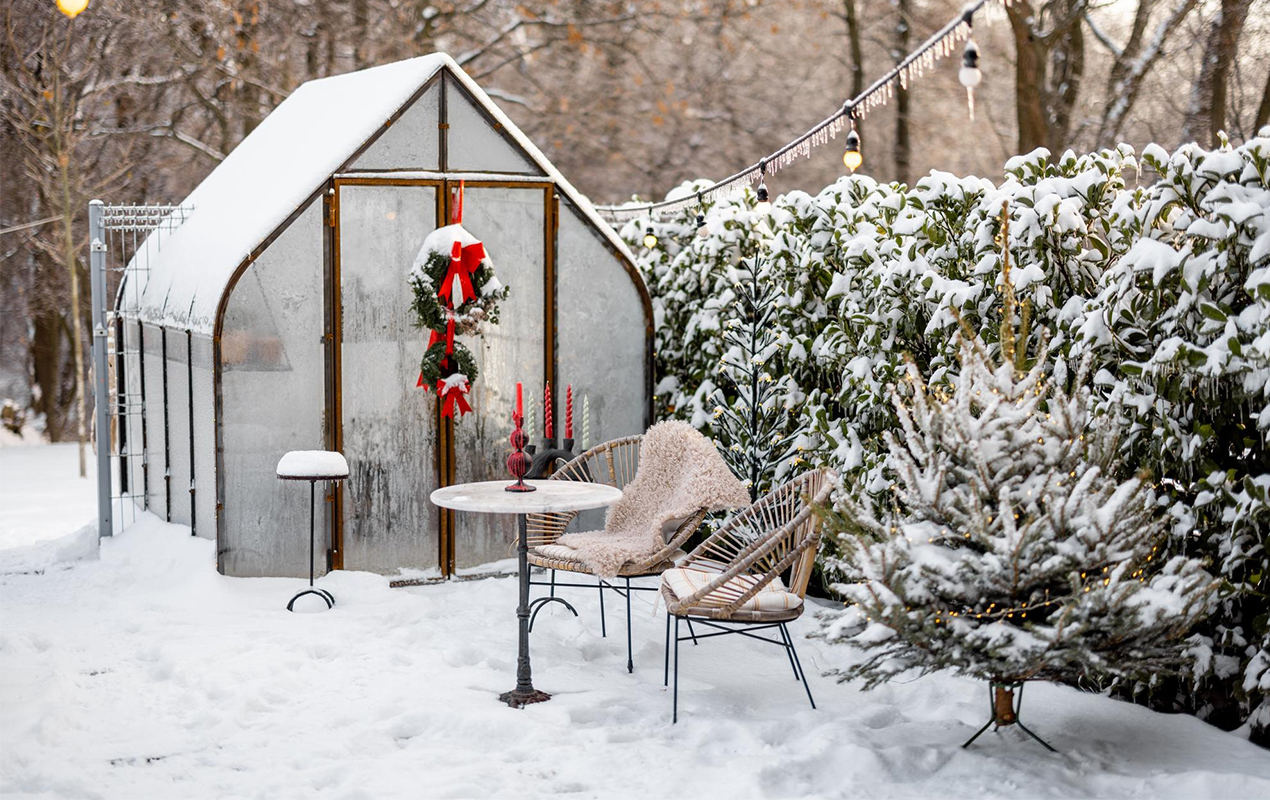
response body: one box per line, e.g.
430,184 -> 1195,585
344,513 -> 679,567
2,448 -> 1268,799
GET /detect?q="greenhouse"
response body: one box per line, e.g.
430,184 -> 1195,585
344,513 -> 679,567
112,54 -> 652,578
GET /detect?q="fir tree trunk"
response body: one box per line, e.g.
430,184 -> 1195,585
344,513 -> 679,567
994,685 -> 1017,725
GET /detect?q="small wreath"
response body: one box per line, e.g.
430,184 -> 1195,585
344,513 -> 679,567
408,224 -> 509,391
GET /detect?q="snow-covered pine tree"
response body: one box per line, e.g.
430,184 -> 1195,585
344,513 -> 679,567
818,334 -> 1218,712
710,260 -> 800,500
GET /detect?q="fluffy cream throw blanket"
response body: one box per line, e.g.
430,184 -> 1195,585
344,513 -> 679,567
557,420 -> 750,578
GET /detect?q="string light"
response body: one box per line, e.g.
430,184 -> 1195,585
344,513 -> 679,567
843,127 -> 863,173
959,39 -> 982,120
595,0 -> 992,222
642,226 -> 658,249
755,160 -> 772,214
57,0 -> 89,17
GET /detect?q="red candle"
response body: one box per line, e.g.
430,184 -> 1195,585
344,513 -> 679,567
544,381 -> 554,440
565,385 -> 574,439
516,382 -> 523,416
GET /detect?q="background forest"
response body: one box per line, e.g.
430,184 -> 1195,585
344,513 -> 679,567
3,0 -> 1270,441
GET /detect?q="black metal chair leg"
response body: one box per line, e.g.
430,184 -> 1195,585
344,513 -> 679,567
549,569 -> 556,598
685,617 -> 699,645
664,612 -> 671,687
782,624 -> 816,710
778,623 -> 800,680
598,578 -> 607,637
673,615 -> 681,723
625,577 -> 634,673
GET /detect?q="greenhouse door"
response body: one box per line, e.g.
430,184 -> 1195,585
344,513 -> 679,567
334,179 -> 555,576
336,180 -> 444,574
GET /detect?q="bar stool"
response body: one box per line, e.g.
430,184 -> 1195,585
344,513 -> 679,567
277,450 -> 348,612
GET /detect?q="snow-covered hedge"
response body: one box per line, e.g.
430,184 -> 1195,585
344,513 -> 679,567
623,134 -> 1270,740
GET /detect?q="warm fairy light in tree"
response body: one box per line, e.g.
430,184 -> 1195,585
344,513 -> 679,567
642,226 -> 658,249
843,129 -> 863,172
56,0 -> 89,17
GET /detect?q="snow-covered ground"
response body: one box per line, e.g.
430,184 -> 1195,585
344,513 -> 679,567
2,445 -> 1268,799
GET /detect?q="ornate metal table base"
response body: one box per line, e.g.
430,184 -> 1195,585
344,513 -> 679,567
503,512 -> 546,707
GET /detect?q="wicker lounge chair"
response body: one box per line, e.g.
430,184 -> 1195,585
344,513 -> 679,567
524,435 -> 709,672
660,468 -> 834,722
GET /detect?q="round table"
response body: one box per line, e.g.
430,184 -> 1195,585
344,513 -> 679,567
430,479 -> 622,707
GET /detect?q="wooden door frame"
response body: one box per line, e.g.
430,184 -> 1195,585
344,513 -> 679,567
331,176 -> 556,577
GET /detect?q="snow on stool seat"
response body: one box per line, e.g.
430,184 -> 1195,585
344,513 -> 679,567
277,450 -> 349,481
661,567 -> 803,614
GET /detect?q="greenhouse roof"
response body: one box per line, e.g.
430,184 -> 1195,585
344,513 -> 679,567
127,53 -> 634,335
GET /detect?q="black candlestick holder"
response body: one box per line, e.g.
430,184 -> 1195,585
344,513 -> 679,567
506,412 -> 535,492
528,437 -> 575,479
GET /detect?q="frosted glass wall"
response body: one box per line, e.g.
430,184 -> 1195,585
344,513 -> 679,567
555,200 -> 649,443
141,323 -> 168,520
191,334 -> 216,540
220,199 -> 328,577
164,328 -> 192,529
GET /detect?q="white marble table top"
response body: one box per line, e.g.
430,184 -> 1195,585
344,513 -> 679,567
430,480 -> 622,515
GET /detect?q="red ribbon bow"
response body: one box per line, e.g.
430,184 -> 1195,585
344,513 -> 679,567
438,378 -> 472,418
439,241 -> 476,308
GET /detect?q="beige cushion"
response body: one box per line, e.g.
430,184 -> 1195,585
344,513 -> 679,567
533,542 -> 687,571
661,567 -> 803,612
534,543 -> 588,563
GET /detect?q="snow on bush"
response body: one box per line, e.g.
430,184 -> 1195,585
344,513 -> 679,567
622,135 -> 1269,740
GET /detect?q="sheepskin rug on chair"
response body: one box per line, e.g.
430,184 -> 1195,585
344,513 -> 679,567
557,420 -> 750,578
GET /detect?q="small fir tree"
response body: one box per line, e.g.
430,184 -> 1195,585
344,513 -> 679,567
819,336 -> 1218,704
711,262 -> 800,501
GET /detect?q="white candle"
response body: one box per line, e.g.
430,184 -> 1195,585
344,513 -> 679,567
582,394 -> 590,450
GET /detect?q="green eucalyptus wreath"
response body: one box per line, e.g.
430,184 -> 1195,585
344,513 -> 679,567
409,237 -> 509,388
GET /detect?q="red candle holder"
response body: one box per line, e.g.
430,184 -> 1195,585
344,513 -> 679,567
506,412 -> 535,492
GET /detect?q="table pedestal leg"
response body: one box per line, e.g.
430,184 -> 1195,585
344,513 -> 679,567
500,512 -> 550,707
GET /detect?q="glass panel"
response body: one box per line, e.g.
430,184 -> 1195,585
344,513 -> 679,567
220,199 -> 328,577
191,335 -> 216,541
165,328 -> 192,529
349,83 -> 440,171
141,323 -> 167,521
451,186 -> 546,568
339,184 -> 440,574
556,201 -> 649,444
118,318 -> 146,526
446,82 -> 539,174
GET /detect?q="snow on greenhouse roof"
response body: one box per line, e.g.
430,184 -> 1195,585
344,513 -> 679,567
129,53 -> 635,335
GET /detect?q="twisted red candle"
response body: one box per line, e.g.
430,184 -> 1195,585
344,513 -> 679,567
544,381 -> 553,440
565,384 -> 573,439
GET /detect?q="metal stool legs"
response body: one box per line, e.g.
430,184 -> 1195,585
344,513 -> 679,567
287,480 -> 334,612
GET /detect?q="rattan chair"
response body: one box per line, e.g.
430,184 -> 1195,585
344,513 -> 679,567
660,468 -> 834,722
524,436 -> 709,672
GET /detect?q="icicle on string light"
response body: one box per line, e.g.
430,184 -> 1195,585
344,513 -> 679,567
595,0 -> 1003,223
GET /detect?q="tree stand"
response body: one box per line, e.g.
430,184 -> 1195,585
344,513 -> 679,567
962,682 -> 1056,752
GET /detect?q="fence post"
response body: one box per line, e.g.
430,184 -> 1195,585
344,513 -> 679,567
89,199 -> 112,539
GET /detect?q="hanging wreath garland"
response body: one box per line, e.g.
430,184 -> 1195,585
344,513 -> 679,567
408,183 -> 509,418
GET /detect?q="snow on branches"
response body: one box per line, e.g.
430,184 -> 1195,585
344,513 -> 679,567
819,337 -> 1217,688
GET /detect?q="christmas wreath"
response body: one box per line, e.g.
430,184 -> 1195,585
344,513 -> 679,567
409,185 -> 509,417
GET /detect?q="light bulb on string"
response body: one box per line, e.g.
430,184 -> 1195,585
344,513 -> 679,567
643,225 -> 658,249
959,40 -> 982,121
57,0 -> 89,17
754,159 -> 772,214
843,128 -> 863,173
695,192 -> 710,237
